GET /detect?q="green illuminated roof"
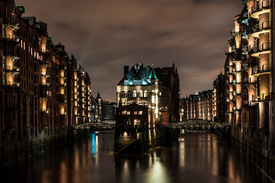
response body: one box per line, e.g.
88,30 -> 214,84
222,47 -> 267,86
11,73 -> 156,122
16,6 -> 25,13
35,24 -> 40,29
149,68 -> 157,80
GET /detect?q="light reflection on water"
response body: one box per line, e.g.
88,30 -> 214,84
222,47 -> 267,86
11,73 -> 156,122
0,131 -> 271,183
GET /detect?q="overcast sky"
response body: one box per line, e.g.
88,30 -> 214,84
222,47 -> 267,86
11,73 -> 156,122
16,0 -> 243,102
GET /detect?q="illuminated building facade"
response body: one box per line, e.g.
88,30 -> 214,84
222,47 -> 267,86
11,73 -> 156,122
116,63 -> 159,137
116,63 -> 180,124
0,0 -> 93,153
182,90 -> 213,122
223,0 -> 275,160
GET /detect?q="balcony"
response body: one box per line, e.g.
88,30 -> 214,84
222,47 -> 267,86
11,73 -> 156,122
39,48 -> 49,54
3,65 -> 20,73
6,76 -> 20,88
252,64 -> 271,76
251,1 -> 271,19
251,42 -> 271,57
251,21 -> 271,38
3,34 -> 19,43
252,93 -> 271,102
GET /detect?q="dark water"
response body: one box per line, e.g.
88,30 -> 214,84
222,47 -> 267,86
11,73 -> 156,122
0,130 -> 271,183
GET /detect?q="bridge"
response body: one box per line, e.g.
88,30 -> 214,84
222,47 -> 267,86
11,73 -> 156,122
70,120 -> 230,131
71,122 -> 115,131
167,120 -> 231,130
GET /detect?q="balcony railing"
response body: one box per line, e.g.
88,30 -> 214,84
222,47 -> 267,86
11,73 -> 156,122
252,64 -> 271,75
252,1 -> 270,13
252,42 -> 271,54
251,21 -> 271,37
252,93 -> 270,102
4,34 -> 19,42
3,65 -> 20,72
251,1 -> 271,19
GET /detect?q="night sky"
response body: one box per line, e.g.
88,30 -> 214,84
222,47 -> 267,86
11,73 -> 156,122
16,0 -> 243,102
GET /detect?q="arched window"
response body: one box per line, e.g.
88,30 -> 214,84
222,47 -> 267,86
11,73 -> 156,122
139,90 -> 143,97
133,90 -> 137,97
144,90 -> 148,97
120,91 -> 125,98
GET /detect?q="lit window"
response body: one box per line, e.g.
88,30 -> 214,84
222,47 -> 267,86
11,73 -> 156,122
134,111 -> 138,115
144,90 -> 148,97
60,86 -> 64,94
127,111 -> 130,115
133,90 -> 137,97
152,96 -> 155,103
139,91 -> 143,97
139,111 -> 142,115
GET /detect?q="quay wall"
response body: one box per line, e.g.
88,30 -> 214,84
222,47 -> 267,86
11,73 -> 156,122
0,126 -> 91,167
215,127 -> 275,181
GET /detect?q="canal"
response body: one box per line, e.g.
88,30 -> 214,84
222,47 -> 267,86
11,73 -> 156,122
0,130 -> 271,183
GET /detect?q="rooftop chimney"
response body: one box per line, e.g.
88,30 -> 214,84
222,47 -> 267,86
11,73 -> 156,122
124,66 -> 129,77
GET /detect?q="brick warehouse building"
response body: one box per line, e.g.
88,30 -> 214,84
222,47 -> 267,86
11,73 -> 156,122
181,90 -> 213,122
0,0 -> 93,164
224,0 -> 274,153
116,63 -> 180,125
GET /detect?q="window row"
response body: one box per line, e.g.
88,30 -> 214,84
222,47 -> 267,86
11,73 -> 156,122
121,111 -> 143,115
120,90 -> 148,98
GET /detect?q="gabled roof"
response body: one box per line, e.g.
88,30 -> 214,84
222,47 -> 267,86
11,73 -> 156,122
117,63 -> 151,86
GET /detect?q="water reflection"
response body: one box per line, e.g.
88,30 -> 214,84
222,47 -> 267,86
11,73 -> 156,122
0,131 -> 271,183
